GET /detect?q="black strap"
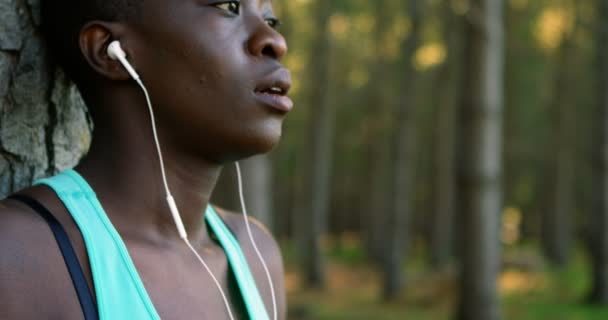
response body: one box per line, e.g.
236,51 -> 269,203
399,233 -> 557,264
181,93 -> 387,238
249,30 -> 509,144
8,194 -> 99,320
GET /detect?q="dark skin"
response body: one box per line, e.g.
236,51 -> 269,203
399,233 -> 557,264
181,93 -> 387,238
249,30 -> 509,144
0,0 -> 291,319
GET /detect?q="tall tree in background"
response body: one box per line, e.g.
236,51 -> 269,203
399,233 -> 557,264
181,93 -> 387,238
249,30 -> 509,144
272,0 -> 296,239
0,0 -> 90,197
588,0 -> 608,304
429,1 -> 463,270
297,0 -> 333,288
542,6 -> 577,266
241,156 -> 273,229
363,0 -> 393,263
456,0 -> 505,319
382,0 -> 423,300
211,158 -> 272,228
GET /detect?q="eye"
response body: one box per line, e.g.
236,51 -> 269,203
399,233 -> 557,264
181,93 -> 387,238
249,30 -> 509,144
265,17 -> 282,29
213,1 -> 240,15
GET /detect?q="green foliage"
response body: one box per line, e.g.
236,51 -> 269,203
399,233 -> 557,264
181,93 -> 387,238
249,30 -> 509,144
503,250 -> 608,320
288,245 -> 608,320
327,240 -> 366,265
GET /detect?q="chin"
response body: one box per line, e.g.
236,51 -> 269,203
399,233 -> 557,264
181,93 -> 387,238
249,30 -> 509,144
248,125 -> 283,155
219,123 -> 283,162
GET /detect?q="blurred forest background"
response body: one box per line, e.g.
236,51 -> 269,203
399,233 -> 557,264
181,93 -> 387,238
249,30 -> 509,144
214,0 -> 608,319
2,0 -> 608,319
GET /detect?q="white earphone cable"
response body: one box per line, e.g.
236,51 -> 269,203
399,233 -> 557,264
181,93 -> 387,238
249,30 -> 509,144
235,162 -> 278,320
134,79 -> 171,196
134,78 -> 236,320
115,41 -> 276,319
184,238 -> 236,320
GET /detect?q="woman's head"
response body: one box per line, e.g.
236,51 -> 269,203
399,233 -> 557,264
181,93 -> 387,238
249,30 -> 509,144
42,0 -> 142,82
43,0 -> 291,163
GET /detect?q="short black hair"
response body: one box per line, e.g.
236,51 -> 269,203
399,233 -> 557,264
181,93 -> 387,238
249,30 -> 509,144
41,0 -> 142,84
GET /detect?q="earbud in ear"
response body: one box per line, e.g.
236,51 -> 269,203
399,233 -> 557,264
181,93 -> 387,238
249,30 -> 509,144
106,40 -> 141,81
107,41 -> 125,60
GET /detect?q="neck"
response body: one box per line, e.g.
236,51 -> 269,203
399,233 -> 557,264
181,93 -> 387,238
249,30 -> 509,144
76,88 -> 223,246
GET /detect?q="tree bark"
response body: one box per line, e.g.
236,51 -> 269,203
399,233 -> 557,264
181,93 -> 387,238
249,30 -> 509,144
456,0 -> 505,319
0,0 -> 90,197
382,0 -> 422,301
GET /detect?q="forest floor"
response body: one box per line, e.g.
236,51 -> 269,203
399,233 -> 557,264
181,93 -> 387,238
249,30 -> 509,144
283,238 -> 608,320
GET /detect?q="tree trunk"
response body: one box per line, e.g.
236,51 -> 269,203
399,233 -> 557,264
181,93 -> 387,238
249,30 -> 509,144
240,156 -> 273,229
456,0 -> 505,319
429,1 -> 463,270
297,0 -> 333,288
588,0 -> 608,304
542,33 -> 575,267
382,0 -> 422,301
0,0 -> 90,197
211,157 -> 274,227
363,0 -> 393,264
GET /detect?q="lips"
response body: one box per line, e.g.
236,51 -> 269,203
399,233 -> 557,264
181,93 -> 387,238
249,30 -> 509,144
254,68 -> 293,113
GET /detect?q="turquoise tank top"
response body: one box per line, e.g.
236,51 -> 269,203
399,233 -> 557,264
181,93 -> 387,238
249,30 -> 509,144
35,169 -> 270,320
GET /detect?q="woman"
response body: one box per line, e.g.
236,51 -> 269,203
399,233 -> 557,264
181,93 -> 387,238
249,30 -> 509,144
0,0 -> 291,319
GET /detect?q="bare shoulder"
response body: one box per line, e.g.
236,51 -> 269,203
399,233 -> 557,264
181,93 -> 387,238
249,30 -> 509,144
212,206 -> 284,269
213,207 -> 274,239
212,206 -> 287,319
0,194 -> 57,268
0,192 -> 79,319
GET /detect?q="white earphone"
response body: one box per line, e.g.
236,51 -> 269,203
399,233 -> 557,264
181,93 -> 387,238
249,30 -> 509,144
106,40 -> 277,320
107,41 -> 140,81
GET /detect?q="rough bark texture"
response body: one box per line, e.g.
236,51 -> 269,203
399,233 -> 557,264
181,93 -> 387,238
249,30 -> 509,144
457,0 -> 504,319
588,0 -> 608,304
297,0 -> 333,288
0,0 -> 91,198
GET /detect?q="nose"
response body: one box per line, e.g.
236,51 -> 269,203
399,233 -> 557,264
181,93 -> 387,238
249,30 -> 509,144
247,22 -> 288,61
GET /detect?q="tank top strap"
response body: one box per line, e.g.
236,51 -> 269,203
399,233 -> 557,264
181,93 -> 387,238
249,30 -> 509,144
35,169 -> 270,320
35,170 -> 160,320
205,207 -> 270,320
7,194 -> 99,320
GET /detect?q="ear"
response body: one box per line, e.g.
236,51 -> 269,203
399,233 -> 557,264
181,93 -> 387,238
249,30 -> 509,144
79,22 -> 132,81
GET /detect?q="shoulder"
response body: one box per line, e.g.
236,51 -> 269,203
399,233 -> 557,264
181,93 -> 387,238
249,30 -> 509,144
0,192 -> 60,274
212,207 -> 284,274
0,190 -> 79,319
213,207 -> 275,242
212,206 -> 283,270
212,206 -> 287,319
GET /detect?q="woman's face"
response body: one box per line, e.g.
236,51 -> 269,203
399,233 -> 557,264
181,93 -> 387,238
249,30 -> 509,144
129,0 -> 291,163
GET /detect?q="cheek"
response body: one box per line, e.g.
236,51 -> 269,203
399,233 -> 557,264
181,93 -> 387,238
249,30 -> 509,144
177,42 -> 247,100
134,19 -> 283,156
